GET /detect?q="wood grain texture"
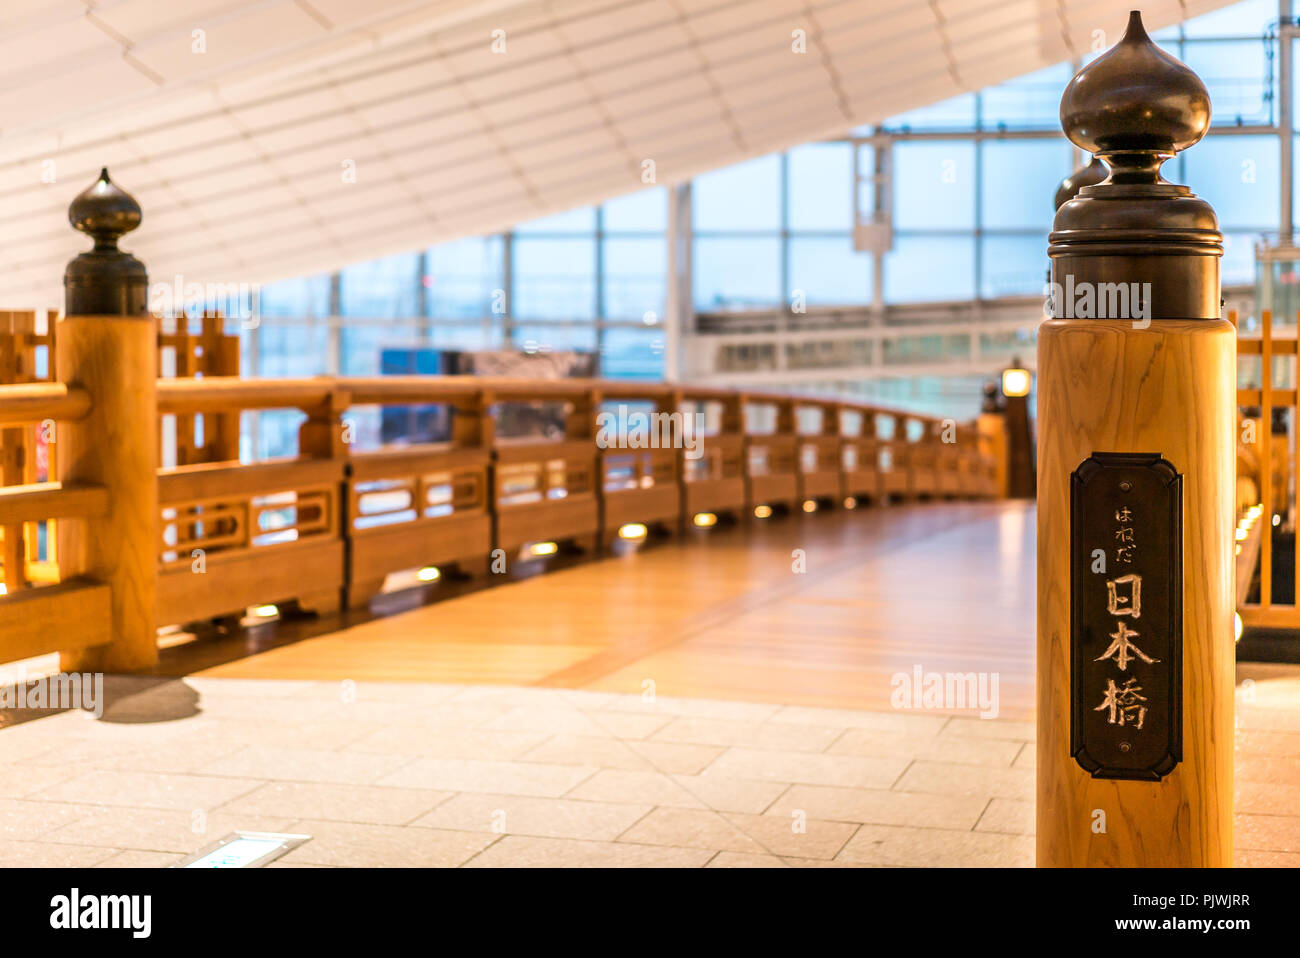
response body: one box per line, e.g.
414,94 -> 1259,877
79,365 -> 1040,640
1037,318 -> 1235,867
56,316 -> 159,672
0,382 -> 90,425
0,578 -> 110,661
0,481 -> 108,525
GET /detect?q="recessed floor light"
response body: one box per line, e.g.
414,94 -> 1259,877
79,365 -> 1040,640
175,832 -> 311,868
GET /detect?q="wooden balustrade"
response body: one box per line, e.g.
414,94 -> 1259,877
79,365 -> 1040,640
0,382 -> 111,666
794,398 -> 845,508
344,378 -> 493,608
743,396 -> 800,516
157,457 -> 346,624
840,408 -> 880,505
909,418 -> 942,498
158,312 -> 241,465
877,412 -> 913,499
678,388 -> 746,523
595,383 -> 682,546
0,367 -> 1003,667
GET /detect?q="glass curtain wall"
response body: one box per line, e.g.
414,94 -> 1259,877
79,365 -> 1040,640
239,0 -> 1280,437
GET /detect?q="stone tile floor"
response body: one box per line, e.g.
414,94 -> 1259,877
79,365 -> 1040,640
0,663 -> 1298,867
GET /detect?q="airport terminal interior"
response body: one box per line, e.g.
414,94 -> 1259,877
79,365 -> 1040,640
0,0 -> 1299,871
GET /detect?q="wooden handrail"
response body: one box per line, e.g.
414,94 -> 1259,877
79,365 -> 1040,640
157,456 -> 343,502
0,578 -> 111,663
0,481 -> 108,526
345,376 -> 488,404
156,377 -> 337,413
151,374 -> 954,432
0,383 -> 91,425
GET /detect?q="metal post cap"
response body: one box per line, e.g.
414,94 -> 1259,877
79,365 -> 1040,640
64,168 -> 148,317
68,168 -> 142,248
1048,10 -> 1222,320
1059,10 -> 1210,165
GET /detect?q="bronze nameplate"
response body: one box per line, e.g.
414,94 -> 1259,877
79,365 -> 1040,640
1070,452 -> 1182,781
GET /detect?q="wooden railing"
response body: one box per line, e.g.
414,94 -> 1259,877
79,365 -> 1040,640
0,362 -> 1002,670
1237,308 -> 1300,627
0,382 -> 112,665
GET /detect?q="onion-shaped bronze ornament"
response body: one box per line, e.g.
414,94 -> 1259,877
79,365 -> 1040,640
64,168 -> 148,316
1049,11 -> 1221,320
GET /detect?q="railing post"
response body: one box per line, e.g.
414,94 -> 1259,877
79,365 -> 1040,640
57,169 -> 156,671
1,311 -> 33,592
298,383 -> 350,615
570,386 -> 601,555
56,315 -> 158,672
977,407 -> 1010,499
1038,15 -> 1233,866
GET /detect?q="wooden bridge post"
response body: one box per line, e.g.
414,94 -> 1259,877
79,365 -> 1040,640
56,315 -> 159,672
57,169 -> 157,671
1037,14 -> 1233,866
298,384 -> 350,615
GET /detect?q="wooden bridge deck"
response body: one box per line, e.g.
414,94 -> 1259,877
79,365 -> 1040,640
162,500 -> 1038,720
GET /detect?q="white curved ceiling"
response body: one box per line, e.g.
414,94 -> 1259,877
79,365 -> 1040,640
0,0 -> 1232,309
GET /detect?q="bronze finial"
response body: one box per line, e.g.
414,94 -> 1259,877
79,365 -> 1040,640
1059,10 -> 1210,183
64,168 -> 148,316
1048,11 -> 1222,320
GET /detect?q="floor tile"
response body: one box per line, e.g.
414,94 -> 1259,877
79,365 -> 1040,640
94,849 -> 182,867
940,716 -> 1036,741
0,840 -> 120,867
705,747 -> 909,789
1235,781 -> 1300,816
216,781 -> 453,826
650,716 -> 843,753
412,792 -> 650,841
1235,752 -> 1300,786
667,773 -> 788,814
766,784 -> 988,830
602,695 -> 782,722
195,745 -> 413,785
617,807 -> 765,854
346,726 -> 549,761
30,770 -> 262,812
276,820 -> 494,867
769,706 -> 948,735
464,835 -> 713,867
974,798 -> 1035,835
517,735 -> 655,771
828,728 -> 1023,766
516,735 -> 723,775
621,741 -> 725,775
41,806 -> 299,854
706,851 -> 789,867
721,812 -> 858,859
377,757 -> 596,797
838,823 -> 1034,867
1235,813 -> 1300,852
893,760 -> 1033,800
1234,848 -> 1300,866
484,707 -> 616,737
0,765 -> 84,799
564,770 -> 708,808
0,798 -> 89,841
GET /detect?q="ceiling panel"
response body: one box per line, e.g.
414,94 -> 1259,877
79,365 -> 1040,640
0,0 -> 1239,307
